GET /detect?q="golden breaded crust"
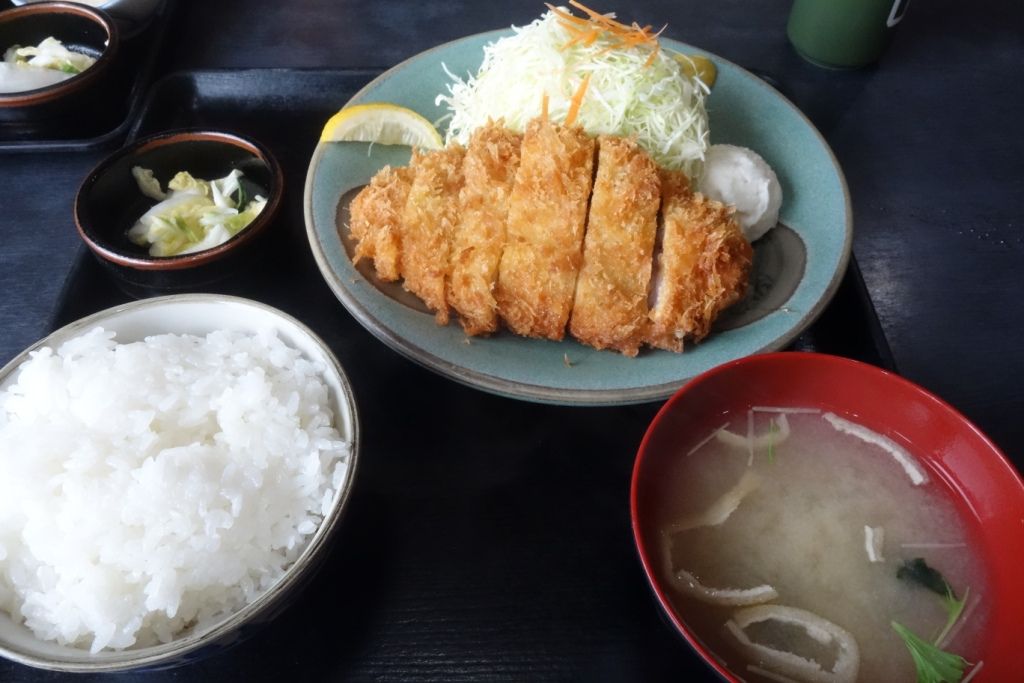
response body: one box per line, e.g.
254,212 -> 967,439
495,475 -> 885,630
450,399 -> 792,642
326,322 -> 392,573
646,169 -> 752,351
569,136 -> 661,356
495,118 -> 595,340
348,165 -> 413,282
646,170 -> 696,352
400,146 -> 465,325
688,196 -> 752,338
449,123 -> 523,336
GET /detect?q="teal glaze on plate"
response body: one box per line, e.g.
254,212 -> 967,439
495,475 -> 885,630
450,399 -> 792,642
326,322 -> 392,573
304,31 -> 851,406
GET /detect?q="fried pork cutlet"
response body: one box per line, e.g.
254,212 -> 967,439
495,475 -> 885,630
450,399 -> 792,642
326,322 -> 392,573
569,136 -> 661,356
448,123 -> 523,336
348,165 -> 413,282
646,169 -> 753,351
400,145 -> 466,324
495,118 -> 595,340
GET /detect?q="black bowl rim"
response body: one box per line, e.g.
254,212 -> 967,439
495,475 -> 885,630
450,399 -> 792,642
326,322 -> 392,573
74,128 -> 285,271
0,2 -> 119,107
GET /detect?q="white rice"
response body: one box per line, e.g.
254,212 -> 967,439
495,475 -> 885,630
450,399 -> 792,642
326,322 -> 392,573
0,327 -> 351,653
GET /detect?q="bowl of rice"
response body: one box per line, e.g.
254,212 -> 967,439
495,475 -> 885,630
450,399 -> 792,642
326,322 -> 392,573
0,294 -> 359,672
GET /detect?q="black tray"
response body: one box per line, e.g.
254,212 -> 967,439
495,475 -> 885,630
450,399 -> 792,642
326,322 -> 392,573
15,69 -> 895,682
0,0 -> 173,153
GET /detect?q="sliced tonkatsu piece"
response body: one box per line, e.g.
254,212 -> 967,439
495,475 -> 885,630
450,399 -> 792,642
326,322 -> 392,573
495,118 -> 596,340
569,136 -> 661,356
646,169 -> 753,352
348,165 -> 413,282
448,123 -> 523,336
399,145 -> 466,324
645,170 -> 699,352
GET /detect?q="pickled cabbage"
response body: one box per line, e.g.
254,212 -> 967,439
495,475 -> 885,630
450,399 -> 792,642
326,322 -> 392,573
128,168 -> 267,257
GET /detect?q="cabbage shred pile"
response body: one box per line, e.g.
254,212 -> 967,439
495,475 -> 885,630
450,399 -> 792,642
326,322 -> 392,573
436,8 -> 710,178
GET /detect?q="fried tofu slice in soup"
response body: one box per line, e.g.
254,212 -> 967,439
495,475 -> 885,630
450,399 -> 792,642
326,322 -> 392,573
348,165 -> 413,282
569,136 -> 661,356
399,146 -> 466,325
449,123 -> 523,336
646,169 -> 753,351
495,119 -> 595,340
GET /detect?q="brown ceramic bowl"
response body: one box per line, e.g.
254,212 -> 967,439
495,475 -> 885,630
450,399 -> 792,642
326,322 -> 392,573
74,129 -> 284,296
0,2 -> 119,124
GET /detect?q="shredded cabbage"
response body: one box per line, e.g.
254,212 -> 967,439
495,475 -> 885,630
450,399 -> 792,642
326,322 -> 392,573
436,9 -> 709,177
128,168 -> 267,257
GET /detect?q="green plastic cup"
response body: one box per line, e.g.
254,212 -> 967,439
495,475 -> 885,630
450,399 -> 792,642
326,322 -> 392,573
787,0 -> 910,68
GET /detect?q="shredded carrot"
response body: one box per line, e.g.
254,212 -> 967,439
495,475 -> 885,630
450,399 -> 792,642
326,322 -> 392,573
561,26 -> 603,50
643,43 -> 660,68
541,92 -> 549,121
564,74 -> 591,127
547,4 -> 589,27
545,2 -> 663,68
568,1 -> 619,23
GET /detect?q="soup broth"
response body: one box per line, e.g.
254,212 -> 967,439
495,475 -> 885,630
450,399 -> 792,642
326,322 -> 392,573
653,410 -> 987,683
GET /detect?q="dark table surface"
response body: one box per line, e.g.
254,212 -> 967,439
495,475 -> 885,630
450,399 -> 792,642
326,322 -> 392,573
1,0 -> 1022,681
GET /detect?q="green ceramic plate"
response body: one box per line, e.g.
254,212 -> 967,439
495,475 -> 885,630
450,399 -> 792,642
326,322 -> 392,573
304,31 -> 852,406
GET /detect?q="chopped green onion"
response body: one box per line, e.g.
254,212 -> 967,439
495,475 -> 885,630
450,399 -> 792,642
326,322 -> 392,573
896,558 -> 969,644
891,621 -> 970,683
893,558 -> 974,682
935,586 -> 968,646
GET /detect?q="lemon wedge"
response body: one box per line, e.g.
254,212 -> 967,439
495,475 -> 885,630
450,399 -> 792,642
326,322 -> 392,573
674,53 -> 717,89
320,103 -> 444,149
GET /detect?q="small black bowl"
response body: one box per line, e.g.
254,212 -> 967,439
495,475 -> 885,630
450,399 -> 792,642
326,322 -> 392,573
0,2 -> 119,125
75,129 -> 284,296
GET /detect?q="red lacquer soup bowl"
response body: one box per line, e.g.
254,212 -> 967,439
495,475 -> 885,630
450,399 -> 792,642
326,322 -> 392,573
630,351 -> 1024,682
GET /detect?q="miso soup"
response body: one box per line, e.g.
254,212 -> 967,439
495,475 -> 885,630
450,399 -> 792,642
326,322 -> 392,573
652,409 -> 987,683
